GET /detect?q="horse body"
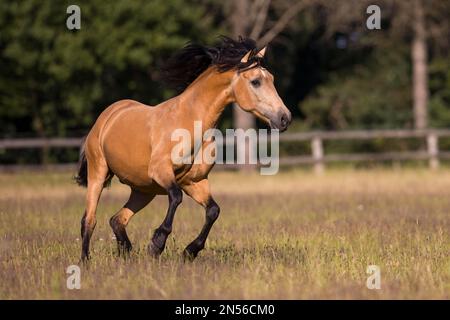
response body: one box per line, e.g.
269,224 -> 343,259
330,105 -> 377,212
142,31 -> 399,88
90,100 -> 157,192
76,37 -> 291,261
87,68 -> 229,194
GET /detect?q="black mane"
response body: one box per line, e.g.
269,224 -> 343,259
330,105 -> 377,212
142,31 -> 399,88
160,36 -> 263,92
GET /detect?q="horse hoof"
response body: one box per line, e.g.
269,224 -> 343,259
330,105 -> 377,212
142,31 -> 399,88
148,243 -> 162,258
80,252 -> 90,262
117,242 -> 132,257
182,249 -> 197,262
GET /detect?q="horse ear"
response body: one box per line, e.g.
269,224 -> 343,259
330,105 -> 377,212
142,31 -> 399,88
256,47 -> 267,58
240,50 -> 252,63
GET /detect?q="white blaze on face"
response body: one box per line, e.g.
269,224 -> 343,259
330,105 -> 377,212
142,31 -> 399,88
253,68 -> 280,116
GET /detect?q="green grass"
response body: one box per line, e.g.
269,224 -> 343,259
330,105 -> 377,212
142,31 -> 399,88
0,168 -> 449,299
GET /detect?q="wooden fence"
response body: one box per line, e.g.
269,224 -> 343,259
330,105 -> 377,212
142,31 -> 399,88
1,129 -> 450,172
277,129 -> 450,173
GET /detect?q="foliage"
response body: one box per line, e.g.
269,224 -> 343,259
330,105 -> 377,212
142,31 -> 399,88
429,57 -> 450,128
301,42 -> 413,130
0,0 -> 218,137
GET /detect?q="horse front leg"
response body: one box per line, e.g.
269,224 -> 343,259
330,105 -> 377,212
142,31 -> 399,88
148,183 -> 183,257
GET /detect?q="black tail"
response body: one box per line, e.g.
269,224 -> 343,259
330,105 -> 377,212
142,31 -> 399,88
74,143 -> 114,188
75,148 -> 88,187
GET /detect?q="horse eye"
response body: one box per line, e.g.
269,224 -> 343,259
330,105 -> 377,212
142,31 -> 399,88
250,79 -> 261,88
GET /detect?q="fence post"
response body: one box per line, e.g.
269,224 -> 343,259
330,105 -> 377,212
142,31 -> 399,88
426,132 -> 439,170
311,136 -> 324,174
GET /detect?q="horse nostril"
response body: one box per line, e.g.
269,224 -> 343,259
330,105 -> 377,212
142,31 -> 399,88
281,114 -> 288,128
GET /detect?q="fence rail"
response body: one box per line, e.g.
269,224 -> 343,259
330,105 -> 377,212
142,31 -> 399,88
1,129 -> 450,172
278,129 -> 450,173
0,137 -> 83,149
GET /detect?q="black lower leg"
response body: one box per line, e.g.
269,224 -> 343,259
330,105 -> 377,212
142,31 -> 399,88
184,198 -> 220,260
80,213 -> 86,238
110,216 -> 132,255
148,185 -> 182,256
115,229 -> 132,256
117,233 -> 132,255
81,213 -> 96,261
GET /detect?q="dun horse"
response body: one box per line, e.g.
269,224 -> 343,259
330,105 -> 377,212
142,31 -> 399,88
75,37 -> 292,261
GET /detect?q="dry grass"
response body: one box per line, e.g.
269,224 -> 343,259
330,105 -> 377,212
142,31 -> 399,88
0,168 -> 449,299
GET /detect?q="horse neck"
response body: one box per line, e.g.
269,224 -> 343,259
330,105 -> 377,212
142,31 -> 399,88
178,68 -> 234,131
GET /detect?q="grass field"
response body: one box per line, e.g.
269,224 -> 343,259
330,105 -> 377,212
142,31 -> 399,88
0,168 -> 449,299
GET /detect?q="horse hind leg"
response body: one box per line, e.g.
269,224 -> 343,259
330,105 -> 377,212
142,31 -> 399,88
80,161 -> 110,262
110,190 -> 155,256
181,179 -> 220,261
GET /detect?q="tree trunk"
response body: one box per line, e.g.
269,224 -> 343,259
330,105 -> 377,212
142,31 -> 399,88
412,0 -> 428,130
231,0 -> 257,171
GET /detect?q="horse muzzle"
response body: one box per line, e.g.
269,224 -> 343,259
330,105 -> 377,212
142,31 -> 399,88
270,109 -> 292,132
